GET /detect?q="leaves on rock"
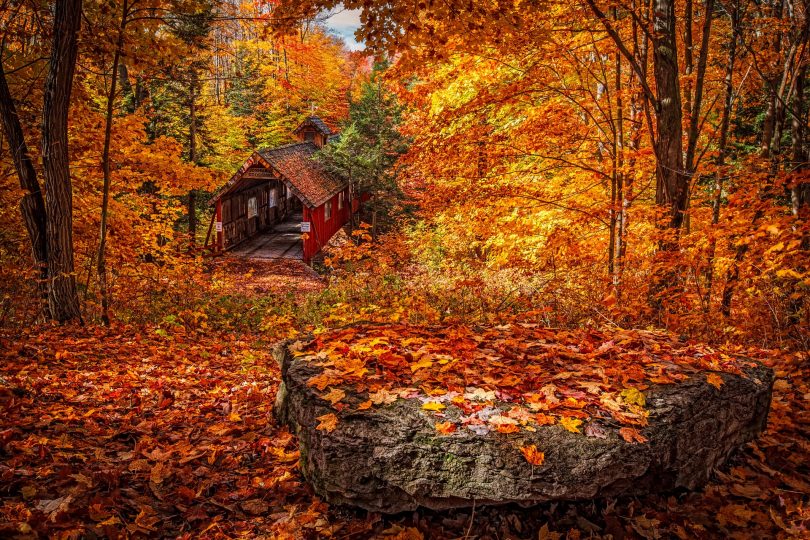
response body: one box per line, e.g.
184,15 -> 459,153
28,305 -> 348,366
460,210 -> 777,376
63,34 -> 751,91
519,444 -> 545,466
316,413 -> 339,432
707,373 -> 725,389
619,427 -> 649,444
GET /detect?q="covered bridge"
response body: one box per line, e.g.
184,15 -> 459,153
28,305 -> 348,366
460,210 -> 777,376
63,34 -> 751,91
206,117 -> 359,263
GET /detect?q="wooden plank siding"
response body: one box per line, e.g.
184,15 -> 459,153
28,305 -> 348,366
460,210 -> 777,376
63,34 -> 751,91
219,180 -> 292,250
302,186 -> 352,263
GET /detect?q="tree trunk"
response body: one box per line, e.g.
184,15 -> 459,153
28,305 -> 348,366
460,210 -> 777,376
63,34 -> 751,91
652,0 -> 687,234
683,0 -> 715,234
703,7 -> 738,312
787,67 -> 806,326
42,0 -> 83,323
683,0 -> 693,116
188,190 -> 197,245
118,62 -> 135,113
760,0 -> 785,158
685,0 -> 714,175
612,35 -> 625,292
791,69 -> 808,218
187,72 -> 199,247
0,60 -> 49,319
98,0 -> 127,326
189,73 -> 197,163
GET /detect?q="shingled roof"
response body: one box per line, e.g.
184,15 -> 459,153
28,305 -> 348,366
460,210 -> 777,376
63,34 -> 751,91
257,142 -> 345,208
293,116 -> 334,136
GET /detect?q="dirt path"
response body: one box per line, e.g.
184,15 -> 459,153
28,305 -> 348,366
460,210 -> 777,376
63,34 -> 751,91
212,256 -> 326,300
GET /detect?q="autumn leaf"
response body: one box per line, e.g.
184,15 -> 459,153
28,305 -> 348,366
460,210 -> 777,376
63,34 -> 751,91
435,421 -> 456,434
619,427 -> 648,444
559,417 -> 582,433
584,423 -> 608,439
422,401 -> 445,411
357,400 -> 373,410
706,373 -> 724,389
150,462 -> 170,484
316,413 -> 338,432
534,413 -> 556,426
410,356 -> 433,372
321,387 -> 346,405
520,444 -> 545,466
369,388 -> 399,405
620,387 -> 646,407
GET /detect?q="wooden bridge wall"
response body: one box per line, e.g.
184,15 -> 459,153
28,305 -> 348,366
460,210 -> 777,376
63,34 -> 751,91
219,180 -> 292,250
302,186 -> 353,263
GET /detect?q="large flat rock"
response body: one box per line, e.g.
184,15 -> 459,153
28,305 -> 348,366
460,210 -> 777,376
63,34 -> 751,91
274,325 -> 774,513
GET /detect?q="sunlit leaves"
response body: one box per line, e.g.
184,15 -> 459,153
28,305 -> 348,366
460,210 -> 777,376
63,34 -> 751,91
316,413 -> 339,432
520,444 -> 545,466
559,417 -> 582,434
707,373 -> 725,389
422,401 -> 445,411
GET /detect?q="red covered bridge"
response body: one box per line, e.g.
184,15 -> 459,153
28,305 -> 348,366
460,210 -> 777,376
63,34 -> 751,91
206,117 -> 360,263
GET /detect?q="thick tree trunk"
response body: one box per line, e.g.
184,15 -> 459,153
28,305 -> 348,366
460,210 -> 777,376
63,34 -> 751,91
98,0 -> 128,326
652,0 -> 687,234
42,0 -> 83,323
0,61 -> 49,319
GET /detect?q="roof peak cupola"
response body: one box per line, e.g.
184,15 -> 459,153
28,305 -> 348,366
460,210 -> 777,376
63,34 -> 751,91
292,116 -> 334,148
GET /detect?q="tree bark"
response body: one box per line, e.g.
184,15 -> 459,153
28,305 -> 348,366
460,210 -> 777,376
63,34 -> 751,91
684,0 -> 714,175
188,72 -> 198,246
0,60 -> 50,319
683,0 -> 715,234
117,62 -> 135,113
188,190 -> 197,245
652,0 -> 687,234
42,0 -> 83,323
790,69 -> 808,218
98,0 -> 128,326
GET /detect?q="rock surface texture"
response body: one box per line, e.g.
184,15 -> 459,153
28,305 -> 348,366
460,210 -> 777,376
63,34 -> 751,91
274,340 -> 774,513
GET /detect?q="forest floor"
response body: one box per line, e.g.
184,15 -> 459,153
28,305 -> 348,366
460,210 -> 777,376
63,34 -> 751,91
0,268 -> 808,538
213,257 -> 326,299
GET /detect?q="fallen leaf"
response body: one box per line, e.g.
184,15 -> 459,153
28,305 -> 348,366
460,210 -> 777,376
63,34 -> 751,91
316,413 -> 338,432
584,423 -> 608,439
321,387 -> 346,405
706,373 -> 724,389
559,416 -> 582,433
435,421 -> 456,434
422,401 -> 445,411
620,387 -> 646,407
619,427 -> 648,444
520,444 -> 545,466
